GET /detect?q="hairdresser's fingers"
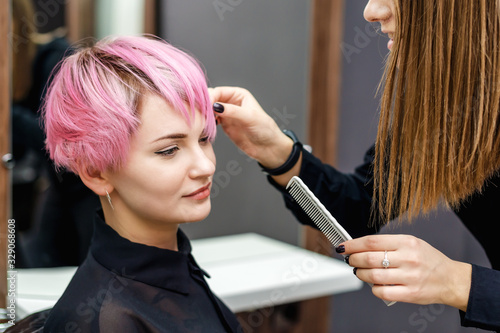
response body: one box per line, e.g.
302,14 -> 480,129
212,101 -> 255,123
338,234 -> 405,255
370,284 -> 409,304
354,267 -> 403,286
210,86 -> 266,124
211,97 -> 277,136
210,86 -> 278,132
209,86 -> 241,104
210,86 -> 260,108
207,87 -> 216,99
214,100 -> 282,145
347,250 -> 399,269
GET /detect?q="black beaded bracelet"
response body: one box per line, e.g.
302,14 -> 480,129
258,129 -> 303,176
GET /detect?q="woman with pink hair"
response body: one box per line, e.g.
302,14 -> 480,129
9,35 -> 241,332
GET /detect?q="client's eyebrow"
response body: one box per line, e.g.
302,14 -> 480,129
151,133 -> 187,143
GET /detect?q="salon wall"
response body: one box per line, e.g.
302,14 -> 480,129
160,1 -> 490,332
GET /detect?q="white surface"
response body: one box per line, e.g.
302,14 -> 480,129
191,233 -> 362,312
14,267 -> 77,319
14,233 -> 362,317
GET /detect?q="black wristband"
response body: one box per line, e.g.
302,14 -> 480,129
258,129 -> 303,176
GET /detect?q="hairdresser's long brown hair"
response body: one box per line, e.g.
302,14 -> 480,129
374,0 -> 500,223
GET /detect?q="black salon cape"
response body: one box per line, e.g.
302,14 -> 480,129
268,145 -> 500,332
39,211 -> 241,333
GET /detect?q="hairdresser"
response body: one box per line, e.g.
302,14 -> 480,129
211,0 -> 500,331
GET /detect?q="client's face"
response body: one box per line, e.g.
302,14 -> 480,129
106,93 -> 216,226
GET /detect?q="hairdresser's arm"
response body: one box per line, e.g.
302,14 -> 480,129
212,86 -> 379,237
459,265 -> 500,330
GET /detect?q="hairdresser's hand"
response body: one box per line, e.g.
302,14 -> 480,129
339,234 -> 472,311
210,86 -> 301,185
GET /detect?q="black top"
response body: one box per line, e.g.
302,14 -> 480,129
268,145 -> 500,332
39,211 -> 241,332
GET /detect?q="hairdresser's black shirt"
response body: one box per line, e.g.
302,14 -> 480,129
268,145 -> 500,332
41,211 -> 241,333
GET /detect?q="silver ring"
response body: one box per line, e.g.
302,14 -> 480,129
382,251 -> 390,268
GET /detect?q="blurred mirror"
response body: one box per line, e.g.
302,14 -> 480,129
11,0 -> 154,268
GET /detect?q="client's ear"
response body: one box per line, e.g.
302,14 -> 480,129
78,166 -> 113,197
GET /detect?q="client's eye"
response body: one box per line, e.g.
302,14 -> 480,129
155,146 -> 179,157
199,136 -> 210,144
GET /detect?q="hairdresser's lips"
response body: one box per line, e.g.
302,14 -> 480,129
382,30 -> 394,51
184,183 -> 211,200
387,39 -> 394,50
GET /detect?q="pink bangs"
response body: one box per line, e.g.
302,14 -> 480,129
42,35 -> 215,174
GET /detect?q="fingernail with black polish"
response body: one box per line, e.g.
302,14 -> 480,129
353,267 -> 358,276
344,255 -> 350,265
335,245 -> 345,253
213,102 -> 224,113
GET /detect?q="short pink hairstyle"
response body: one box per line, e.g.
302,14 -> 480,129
42,35 -> 215,174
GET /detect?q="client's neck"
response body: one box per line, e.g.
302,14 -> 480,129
102,204 -> 179,251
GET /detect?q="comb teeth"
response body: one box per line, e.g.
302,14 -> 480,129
286,177 -> 352,247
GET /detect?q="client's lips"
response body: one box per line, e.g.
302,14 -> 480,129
184,183 -> 211,199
